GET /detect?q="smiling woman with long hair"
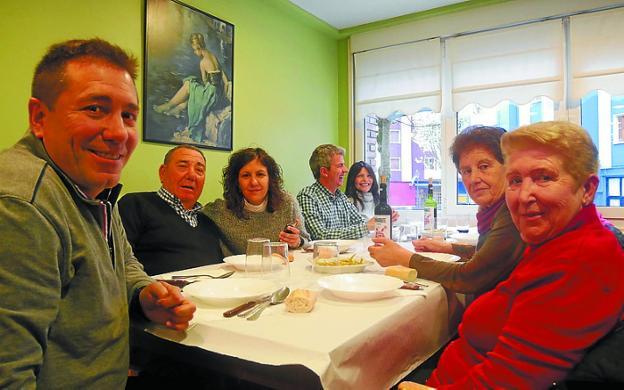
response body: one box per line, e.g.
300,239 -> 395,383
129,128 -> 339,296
203,147 -> 310,255
345,161 -> 380,219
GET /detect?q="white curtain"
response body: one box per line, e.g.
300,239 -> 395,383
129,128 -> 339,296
354,38 -> 441,120
570,8 -> 624,101
447,20 -> 563,111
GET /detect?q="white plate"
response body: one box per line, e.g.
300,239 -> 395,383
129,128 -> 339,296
317,273 -> 403,301
222,254 -> 283,272
308,240 -> 359,253
183,278 -> 275,306
448,232 -> 479,245
415,252 -> 461,262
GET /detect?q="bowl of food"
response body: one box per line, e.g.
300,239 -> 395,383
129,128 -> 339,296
309,254 -> 373,274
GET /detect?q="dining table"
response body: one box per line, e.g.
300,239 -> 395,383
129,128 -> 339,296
131,243 -> 465,389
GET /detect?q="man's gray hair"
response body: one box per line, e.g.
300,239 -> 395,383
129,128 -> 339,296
309,144 -> 344,179
163,144 -> 206,164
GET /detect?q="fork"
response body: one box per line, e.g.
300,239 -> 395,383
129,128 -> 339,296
171,270 -> 235,279
157,279 -> 199,288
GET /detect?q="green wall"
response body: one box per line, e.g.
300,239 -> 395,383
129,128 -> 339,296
0,0 -> 341,202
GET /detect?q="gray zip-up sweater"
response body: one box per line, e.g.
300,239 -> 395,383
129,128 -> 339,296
0,133 -> 153,389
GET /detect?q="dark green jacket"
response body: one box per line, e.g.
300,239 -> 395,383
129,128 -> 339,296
0,133 -> 153,389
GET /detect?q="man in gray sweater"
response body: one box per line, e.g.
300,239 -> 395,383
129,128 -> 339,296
0,39 -> 195,388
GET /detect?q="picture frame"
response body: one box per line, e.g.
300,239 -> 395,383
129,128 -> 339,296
143,0 -> 234,150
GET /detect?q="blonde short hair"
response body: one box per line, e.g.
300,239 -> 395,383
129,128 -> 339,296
501,121 -> 598,187
309,144 -> 345,180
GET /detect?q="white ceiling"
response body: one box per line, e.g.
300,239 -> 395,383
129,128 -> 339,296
288,0 -> 469,29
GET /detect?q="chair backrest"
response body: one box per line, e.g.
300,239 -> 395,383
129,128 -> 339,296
563,323 -> 624,384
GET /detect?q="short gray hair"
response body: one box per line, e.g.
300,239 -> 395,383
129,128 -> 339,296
163,144 -> 205,164
309,144 -> 344,179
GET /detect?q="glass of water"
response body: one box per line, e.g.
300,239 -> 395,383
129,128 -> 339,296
246,238 -> 270,274
263,241 -> 290,285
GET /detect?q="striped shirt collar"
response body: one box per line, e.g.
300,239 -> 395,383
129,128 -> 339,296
157,187 -> 202,227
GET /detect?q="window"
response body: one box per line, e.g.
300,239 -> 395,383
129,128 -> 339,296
580,91 -> 624,207
353,5 -> 624,216
362,111 -> 441,208
606,177 -> 624,206
615,114 -> 624,144
456,97 -> 555,204
389,129 -> 400,143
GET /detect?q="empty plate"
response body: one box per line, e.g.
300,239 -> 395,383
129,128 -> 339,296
317,273 -> 403,301
415,252 -> 461,262
183,278 -> 276,306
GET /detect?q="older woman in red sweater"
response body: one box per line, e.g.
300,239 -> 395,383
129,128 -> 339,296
404,121 -> 624,389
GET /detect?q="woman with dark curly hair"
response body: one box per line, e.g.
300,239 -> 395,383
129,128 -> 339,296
203,147 -> 310,255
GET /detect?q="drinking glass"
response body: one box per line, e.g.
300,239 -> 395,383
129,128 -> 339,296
312,241 -> 339,267
456,215 -> 471,233
405,222 -> 420,241
392,225 -> 404,242
246,238 -> 270,274
263,242 -> 290,285
420,229 -> 446,241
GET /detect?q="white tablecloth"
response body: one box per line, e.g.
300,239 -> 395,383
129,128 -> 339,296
144,250 -> 463,389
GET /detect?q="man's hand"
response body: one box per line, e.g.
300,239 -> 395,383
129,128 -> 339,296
139,281 -> 196,330
368,237 -> 412,267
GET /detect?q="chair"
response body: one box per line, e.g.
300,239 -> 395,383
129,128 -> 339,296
553,322 -> 624,389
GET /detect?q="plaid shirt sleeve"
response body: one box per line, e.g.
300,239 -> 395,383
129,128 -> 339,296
297,183 -> 368,240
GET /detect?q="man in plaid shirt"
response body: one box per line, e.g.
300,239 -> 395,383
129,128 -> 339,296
297,144 -> 374,240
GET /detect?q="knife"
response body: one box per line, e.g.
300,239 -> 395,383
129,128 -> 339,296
223,295 -> 270,318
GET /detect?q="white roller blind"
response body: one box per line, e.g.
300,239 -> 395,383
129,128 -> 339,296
354,38 -> 441,119
448,20 -> 563,111
570,8 -> 624,100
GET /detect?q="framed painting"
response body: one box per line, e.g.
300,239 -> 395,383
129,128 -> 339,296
144,0 -> 233,150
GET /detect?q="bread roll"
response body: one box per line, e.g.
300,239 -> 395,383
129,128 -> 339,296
284,289 -> 316,313
385,265 -> 417,282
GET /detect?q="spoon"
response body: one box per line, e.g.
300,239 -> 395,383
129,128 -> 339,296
245,286 -> 290,321
171,270 -> 235,279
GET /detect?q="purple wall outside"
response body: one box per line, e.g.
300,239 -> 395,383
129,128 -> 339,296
389,182 -> 415,206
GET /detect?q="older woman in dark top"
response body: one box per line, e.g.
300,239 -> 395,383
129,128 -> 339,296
369,125 -> 525,295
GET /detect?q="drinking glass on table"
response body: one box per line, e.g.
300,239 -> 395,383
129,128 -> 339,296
312,241 -> 339,267
263,242 -> 290,285
246,238 -> 270,274
455,215 -> 471,233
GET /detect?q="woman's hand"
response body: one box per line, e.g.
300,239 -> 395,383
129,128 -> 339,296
368,237 -> 413,267
279,219 -> 303,248
412,238 -> 453,254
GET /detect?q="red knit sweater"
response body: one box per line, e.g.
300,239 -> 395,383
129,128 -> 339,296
428,205 -> 624,389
